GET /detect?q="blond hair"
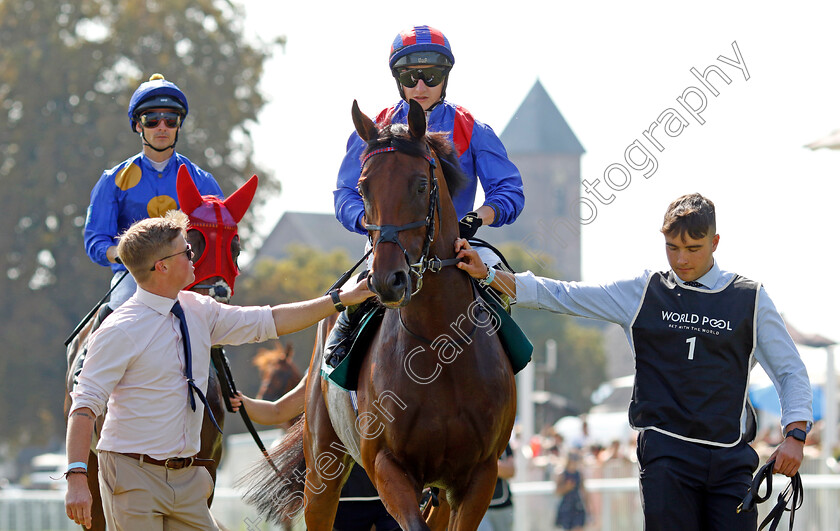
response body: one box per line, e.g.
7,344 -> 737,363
116,210 -> 188,283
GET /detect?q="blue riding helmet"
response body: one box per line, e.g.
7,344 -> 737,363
127,74 -> 189,132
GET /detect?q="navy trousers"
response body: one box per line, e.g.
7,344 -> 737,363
636,430 -> 759,531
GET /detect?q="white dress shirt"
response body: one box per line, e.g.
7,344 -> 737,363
70,288 -> 276,459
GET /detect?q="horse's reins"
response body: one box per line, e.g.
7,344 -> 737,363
361,143 -> 460,295
737,458 -> 803,530
64,269 -> 130,346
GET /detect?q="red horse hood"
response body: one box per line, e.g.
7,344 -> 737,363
176,164 -> 258,295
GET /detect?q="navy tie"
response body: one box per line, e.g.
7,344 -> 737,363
171,301 -> 222,433
684,280 -> 705,288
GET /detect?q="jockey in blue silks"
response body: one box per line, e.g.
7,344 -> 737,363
84,74 -> 222,310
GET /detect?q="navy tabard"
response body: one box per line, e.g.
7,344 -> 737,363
629,271 -> 760,446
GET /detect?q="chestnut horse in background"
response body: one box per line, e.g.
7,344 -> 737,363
252,341 -> 303,428
64,165 -> 257,530
241,100 -> 516,530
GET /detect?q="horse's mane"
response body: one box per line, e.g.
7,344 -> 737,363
365,123 -> 470,197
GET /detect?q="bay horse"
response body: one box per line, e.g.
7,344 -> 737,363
64,164 -> 257,530
241,100 -> 516,530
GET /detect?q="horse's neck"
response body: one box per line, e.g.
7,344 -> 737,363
400,236 -> 473,332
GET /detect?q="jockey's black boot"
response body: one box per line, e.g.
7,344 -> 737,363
324,296 -> 381,368
324,308 -> 355,368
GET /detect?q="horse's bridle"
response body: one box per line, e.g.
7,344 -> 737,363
362,143 -> 460,295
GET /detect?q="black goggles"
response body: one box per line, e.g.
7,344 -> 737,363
150,244 -> 193,271
394,66 -> 448,88
139,111 -> 182,129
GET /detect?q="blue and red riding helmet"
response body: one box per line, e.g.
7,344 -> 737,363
389,25 -> 455,70
389,25 -> 455,103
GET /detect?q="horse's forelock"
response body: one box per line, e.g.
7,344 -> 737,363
363,125 -> 469,196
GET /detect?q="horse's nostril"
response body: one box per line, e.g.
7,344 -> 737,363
391,271 -> 408,290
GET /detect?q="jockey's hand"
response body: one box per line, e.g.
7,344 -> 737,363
455,238 -> 489,280
458,211 -> 482,239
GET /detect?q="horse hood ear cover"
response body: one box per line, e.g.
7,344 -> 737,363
176,164 -> 258,294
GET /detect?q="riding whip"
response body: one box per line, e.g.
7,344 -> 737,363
325,248 -> 372,295
64,270 -> 129,346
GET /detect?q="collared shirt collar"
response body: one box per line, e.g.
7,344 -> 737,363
674,260 -> 721,289
135,286 -> 179,316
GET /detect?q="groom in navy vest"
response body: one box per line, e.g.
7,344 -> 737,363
455,193 -> 812,530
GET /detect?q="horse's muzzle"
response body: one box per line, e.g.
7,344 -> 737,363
370,269 -> 411,308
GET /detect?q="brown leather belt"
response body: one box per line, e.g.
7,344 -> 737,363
118,452 -> 215,470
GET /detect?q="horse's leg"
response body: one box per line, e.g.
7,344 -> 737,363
303,317 -> 353,530
423,488 -> 451,531
87,450 -> 106,531
446,459 -> 499,531
302,405 -> 353,531
373,453 -> 429,531
301,452 -> 353,531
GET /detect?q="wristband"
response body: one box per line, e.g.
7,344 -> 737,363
478,266 -> 496,287
785,428 -> 806,442
67,461 -> 88,473
330,289 -> 346,312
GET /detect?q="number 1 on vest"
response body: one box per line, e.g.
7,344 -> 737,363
686,336 -> 696,360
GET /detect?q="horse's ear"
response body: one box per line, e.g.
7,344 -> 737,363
223,175 -> 258,223
352,100 -> 378,142
407,99 -> 426,140
176,164 -> 204,215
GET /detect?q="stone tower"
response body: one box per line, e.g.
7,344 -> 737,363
494,80 -> 584,280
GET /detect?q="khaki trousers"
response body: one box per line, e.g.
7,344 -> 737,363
98,451 -> 218,531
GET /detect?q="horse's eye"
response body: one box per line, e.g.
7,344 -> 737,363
418,183 -> 427,194
231,235 -> 241,267
187,229 -> 205,262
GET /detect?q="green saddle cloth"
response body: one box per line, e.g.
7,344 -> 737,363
476,284 -> 534,373
326,286 -> 534,391
327,308 -> 385,391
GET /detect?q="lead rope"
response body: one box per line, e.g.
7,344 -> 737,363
737,459 -> 803,531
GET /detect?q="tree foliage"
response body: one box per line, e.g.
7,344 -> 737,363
0,0 -> 276,449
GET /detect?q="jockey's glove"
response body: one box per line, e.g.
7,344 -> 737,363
459,211 -> 482,239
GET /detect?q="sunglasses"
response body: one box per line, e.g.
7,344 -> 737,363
395,67 -> 448,88
150,244 -> 193,271
139,111 -> 182,129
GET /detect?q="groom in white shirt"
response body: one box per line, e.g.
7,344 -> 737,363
64,210 -> 372,530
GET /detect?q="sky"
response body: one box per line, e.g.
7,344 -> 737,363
239,1 -> 840,343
